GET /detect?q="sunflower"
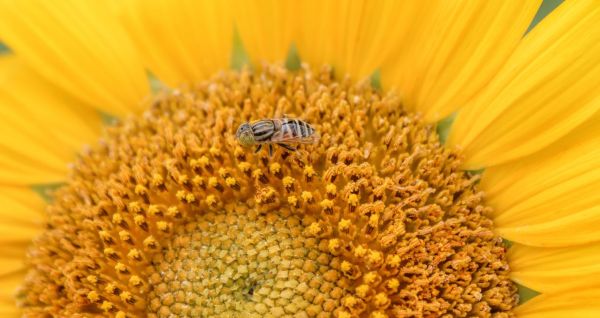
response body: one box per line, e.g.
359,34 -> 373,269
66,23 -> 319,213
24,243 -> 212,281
0,0 -> 598,317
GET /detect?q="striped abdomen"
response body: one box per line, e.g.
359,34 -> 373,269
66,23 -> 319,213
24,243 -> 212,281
278,118 -> 315,140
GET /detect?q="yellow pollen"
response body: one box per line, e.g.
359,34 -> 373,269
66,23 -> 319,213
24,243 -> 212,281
338,311 -> 352,318
301,191 -> 313,203
166,206 -> 180,218
87,291 -> 100,303
192,175 -> 205,187
347,193 -> 359,206
112,213 -> 124,225
385,278 -> 400,293
133,215 -> 147,227
355,284 -> 370,299
119,291 -> 134,304
114,262 -> 128,274
320,199 -> 334,209
104,248 -> 118,259
363,272 -> 379,286
303,165 -> 316,180
86,275 -> 98,285
328,238 -> 341,254
143,236 -> 159,249
225,176 -> 238,187
325,183 -> 337,196
354,245 -> 368,258
127,248 -> 142,261
371,311 -> 388,318
306,222 -> 322,236
287,195 -> 298,207
341,260 -> 352,272
205,194 -> 217,206
217,167 -> 229,178
238,162 -> 251,173
129,275 -> 143,287
373,293 -> 390,308
269,162 -> 281,174
147,204 -> 161,216
118,230 -> 132,242
338,219 -> 351,232
366,250 -> 384,268
100,301 -> 114,312
156,221 -> 169,232
104,283 -> 118,295
151,173 -> 164,187
209,146 -> 221,157
198,156 -> 210,168
208,176 -> 218,188
128,201 -> 142,213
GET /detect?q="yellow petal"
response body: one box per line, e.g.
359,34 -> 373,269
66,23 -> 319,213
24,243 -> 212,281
509,242 -> 600,293
0,0 -> 149,116
0,56 -> 102,185
0,186 -> 45,229
482,116 -> 599,217
381,1 -> 541,121
448,1 -> 600,169
120,0 -> 233,87
0,187 -> 42,315
515,286 -> 600,318
0,270 -> 25,317
232,0 -> 297,65
292,0 -> 369,76
482,116 -> 599,247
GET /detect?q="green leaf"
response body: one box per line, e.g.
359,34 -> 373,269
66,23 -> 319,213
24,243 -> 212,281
370,69 -> 382,91
32,183 -> 65,203
436,112 -> 456,145
230,28 -> 251,71
518,283 -> 541,305
285,44 -> 302,71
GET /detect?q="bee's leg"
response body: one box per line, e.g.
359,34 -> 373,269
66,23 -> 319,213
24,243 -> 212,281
254,145 -> 263,153
277,143 -> 296,152
268,144 -> 274,157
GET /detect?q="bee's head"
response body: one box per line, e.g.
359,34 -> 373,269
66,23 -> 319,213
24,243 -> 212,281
236,123 -> 255,147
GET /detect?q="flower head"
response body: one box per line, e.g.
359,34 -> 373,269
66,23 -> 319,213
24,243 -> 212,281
0,1 -> 599,317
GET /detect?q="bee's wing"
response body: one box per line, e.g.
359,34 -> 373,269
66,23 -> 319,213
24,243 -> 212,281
277,131 -> 320,144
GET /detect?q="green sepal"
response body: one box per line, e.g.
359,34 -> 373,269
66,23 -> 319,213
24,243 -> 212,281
147,71 -> 165,94
370,69 -> 382,91
100,111 -> 119,126
517,283 -> 540,305
285,44 -> 302,71
526,0 -> 564,34
0,42 -> 10,55
31,183 -> 65,203
230,28 -> 252,71
436,113 -> 456,145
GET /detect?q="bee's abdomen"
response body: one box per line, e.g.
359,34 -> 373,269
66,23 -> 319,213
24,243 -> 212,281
282,118 -> 315,138
251,120 -> 276,142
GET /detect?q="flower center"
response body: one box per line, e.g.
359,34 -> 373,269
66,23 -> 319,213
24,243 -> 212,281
148,208 -> 345,317
19,65 -> 516,317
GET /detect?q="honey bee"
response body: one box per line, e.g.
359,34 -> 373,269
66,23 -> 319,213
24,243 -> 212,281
236,118 -> 320,156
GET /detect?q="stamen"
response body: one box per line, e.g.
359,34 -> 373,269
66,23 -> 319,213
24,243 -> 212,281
19,65 -> 516,317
